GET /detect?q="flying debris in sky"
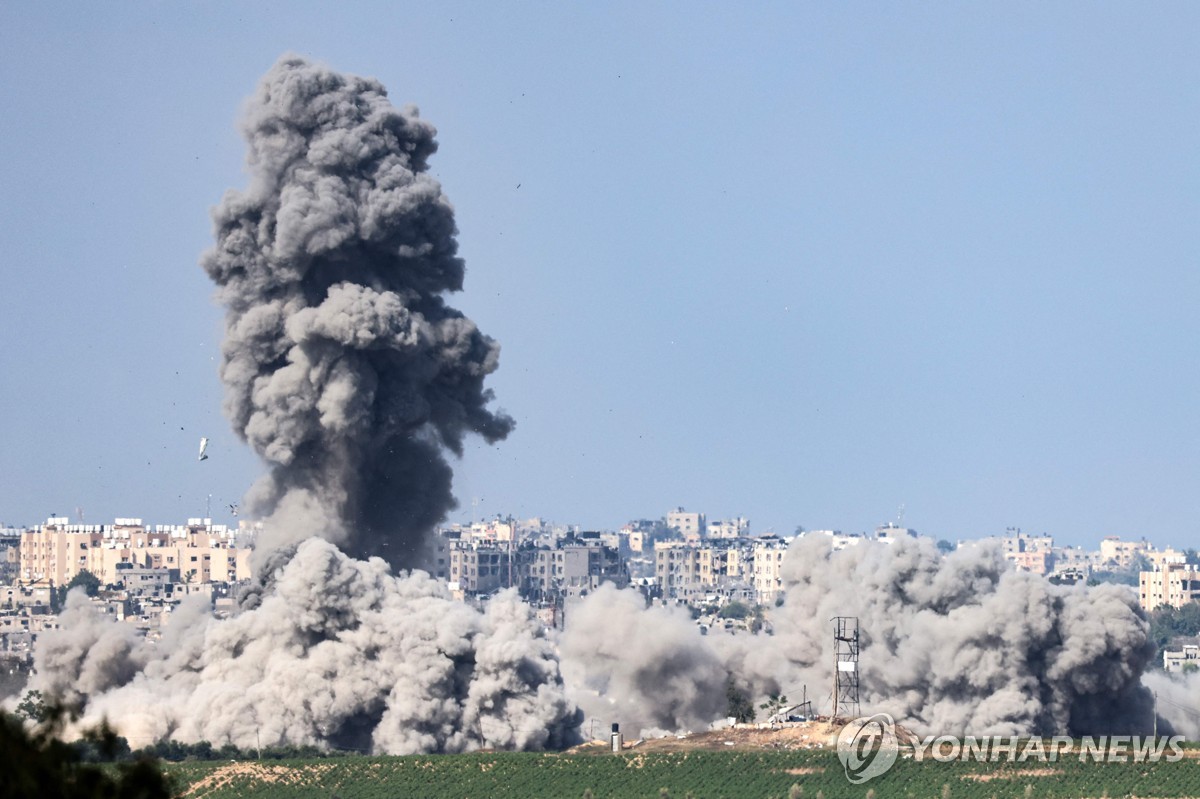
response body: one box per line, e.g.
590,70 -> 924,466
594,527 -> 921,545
197,437 -> 209,461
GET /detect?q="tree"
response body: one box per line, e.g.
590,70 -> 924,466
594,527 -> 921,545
718,601 -> 752,620
750,604 -> 767,634
16,689 -> 48,724
725,677 -> 756,723
56,570 -> 101,608
68,570 -> 102,596
1130,552 -> 1152,574
760,692 -> 789,721
1148,602 -> 1200,666
0,706 -> 171,799
936,539 -> 955,554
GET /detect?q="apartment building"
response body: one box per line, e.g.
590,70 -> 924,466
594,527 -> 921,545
752,537 -> 789,605
873,524 -> 919,545
801,530 -> 862,550
655,541 -> 702,599
1164,645 -> 1200,673
1001,529 -> 1054,556
1139,563 -> 1200,612
666,508 -> 705,540
0,529 -> 19,585
1100,536 -> 1150,570
1008,548 -> 1053,575
19,517 -> 251,586
448,546 -> 510,595
1146,547 -> 1189,569
519,543 -> 625,597
707,517 -> 749,540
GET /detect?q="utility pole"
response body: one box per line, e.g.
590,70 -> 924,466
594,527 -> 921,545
1154,691 -> 1158,739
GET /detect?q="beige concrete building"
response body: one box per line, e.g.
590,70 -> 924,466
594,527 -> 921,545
626,530 -> 645,553
800,530 -> 863,550
707,517 -> 749,540
1100,536 -> 1150,569
655,536 -> 793,604
448,546 -> 509,594
1007,548 -> 1053,576
655,543 -> 748,599
1001,529 -> 1053,555
666,508 -> 705,539
724,547 -> 749,579
1139,563 -> 1200,612
20,517 -> 251,587
752,538 -> 789,605
0,529 -> 20,584
655,541 -> 701,598
1146,547 -> 1189,569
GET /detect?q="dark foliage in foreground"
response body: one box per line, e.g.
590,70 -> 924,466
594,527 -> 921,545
0,708 -> 170,799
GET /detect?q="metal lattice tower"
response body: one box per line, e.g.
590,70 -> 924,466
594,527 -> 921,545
832,616 -> 860,720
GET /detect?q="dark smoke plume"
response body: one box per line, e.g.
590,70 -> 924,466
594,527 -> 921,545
19,56 -> 582,756
201,55 -> 512,568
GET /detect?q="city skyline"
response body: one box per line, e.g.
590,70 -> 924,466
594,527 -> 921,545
2,4 -> 1198,549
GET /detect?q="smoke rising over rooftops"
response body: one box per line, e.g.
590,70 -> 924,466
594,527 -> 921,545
201,55 -> 513,569
18,56 -> 582,755
18,55 -> 1186,755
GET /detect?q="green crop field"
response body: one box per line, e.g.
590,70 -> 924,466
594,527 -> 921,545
163,749 -> 1200,799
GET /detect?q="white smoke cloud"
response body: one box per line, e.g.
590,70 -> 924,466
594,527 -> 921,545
567,536 -> 1158,739
32,540 -> 579,753
560,584 -> 727,737
1141,670 -> 1200,739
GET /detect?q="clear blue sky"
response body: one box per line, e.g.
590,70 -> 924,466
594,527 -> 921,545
1,3 -> 1197,548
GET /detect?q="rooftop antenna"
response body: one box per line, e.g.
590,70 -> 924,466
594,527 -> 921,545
831,616 -> 860,720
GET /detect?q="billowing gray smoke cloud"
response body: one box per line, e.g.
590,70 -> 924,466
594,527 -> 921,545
23,56 -> 581,755
201,55 -> 512,568
569,536 -> 1159,739
1141,670 -> 1200,739
31,540 -> 580,753
765,536 -> 1156,736
561,584 -> 728,736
